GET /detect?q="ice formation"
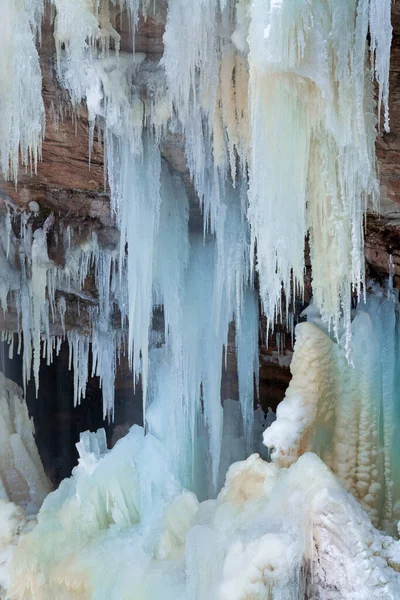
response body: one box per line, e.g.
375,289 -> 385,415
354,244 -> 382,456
0,373 -> 51,514
0,0 -> 392,474
0,0 -> 399,597
0,0 -> 44,181
264,288 -> 400,533
4,427 -> 400,599
0,373 -> 51,595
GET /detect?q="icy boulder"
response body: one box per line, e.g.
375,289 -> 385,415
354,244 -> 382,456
0,373 -> 51,597
0,373 -> 51,515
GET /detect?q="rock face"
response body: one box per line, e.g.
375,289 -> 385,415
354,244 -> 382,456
366,4 -> 400,285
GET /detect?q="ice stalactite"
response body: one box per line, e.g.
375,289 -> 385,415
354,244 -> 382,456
117,136 -> 161,410
0,0 -> 44,181
236,291 -> 259,456
0,209 -> 126,418
162,0 -> 219,206
247,0 -> 383,354
162,0 -> 392,355
370,0 -> 392,131
0,0 -> 393,350
148,177 -> 258,493
247,71 -> 310,326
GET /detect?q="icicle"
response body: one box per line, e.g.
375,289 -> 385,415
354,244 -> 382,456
30,229 -> 50,396
162,0 -> 220,204
236,291 -> 258,455
118,134 -> 161,416
91,330 -> 117,419
247,71 -> 309,326
369,0 -> 392,132
148,173 -> 257,494
0,0 -> 45,181
67,331 -> 90,407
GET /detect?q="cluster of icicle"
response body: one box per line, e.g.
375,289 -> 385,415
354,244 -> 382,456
0,0 -> 392,486
0,208 -> 126,418
5,284 -> 400,600
1,0 -> 392,342
0,159 -> 258,495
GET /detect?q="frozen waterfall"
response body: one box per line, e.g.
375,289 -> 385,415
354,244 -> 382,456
0,0 -> 399,598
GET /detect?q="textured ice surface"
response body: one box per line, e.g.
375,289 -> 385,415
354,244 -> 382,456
0,373 -> 51,515
0,374 -> 50,596
4,429 -> 400,599
264,288 -> 400,532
